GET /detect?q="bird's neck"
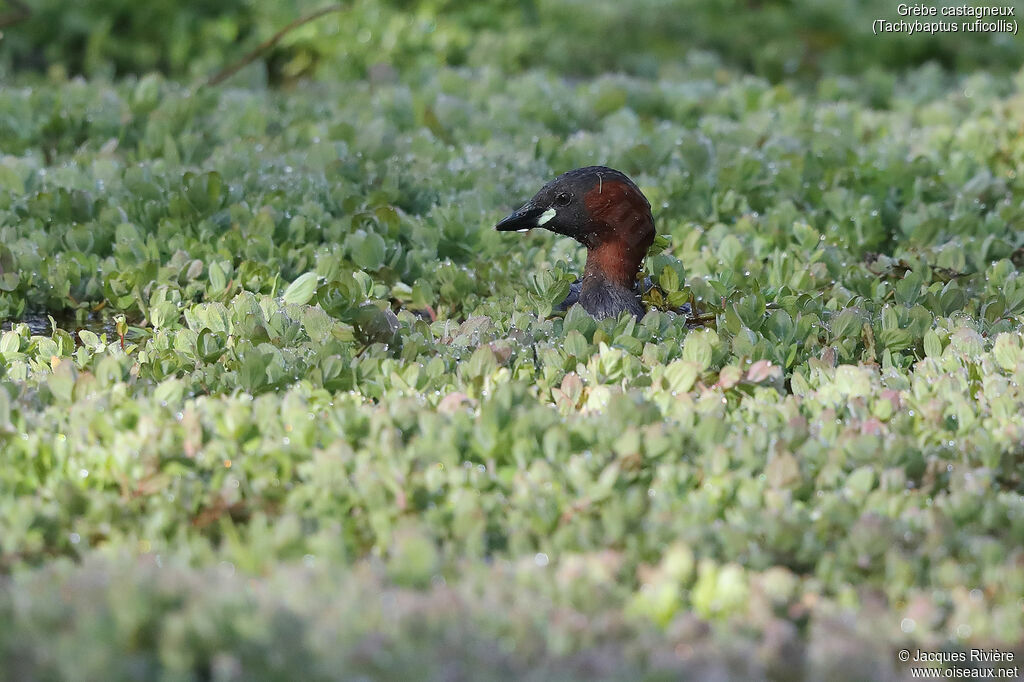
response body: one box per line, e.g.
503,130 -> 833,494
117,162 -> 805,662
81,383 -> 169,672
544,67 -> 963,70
582,239 -> 644,290
579,178 -> 655,290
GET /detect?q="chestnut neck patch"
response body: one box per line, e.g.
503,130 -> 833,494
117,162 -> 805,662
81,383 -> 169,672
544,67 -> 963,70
581,179 -> 655,287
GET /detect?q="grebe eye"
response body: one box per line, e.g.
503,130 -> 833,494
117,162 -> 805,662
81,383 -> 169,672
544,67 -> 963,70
554,192 -> 571,206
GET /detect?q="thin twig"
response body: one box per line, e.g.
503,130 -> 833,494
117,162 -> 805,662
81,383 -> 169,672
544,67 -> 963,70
0,0 -> 30,29
204,4 -> 346,87
687,312 -> 718,324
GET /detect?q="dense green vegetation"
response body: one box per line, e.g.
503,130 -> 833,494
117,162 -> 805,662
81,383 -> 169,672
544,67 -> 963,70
1,1 -> 1023,679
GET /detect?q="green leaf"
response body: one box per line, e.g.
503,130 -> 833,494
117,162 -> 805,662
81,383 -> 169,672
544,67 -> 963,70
78,330 -> 100,348
350,230 -> 386,271
1,331 -> 20,355
352,271 -> 374,300
846,466 -> 876,500
833,365 -> 871,398
663,360 -> 699,392
992,333 -> 1022,372
154,378 -> 185,405
923,329 -> 942,358
880,306 -> 899,332
682,332 -> 713,370
879,328 -> 913,352
465,345 -> 497,379
734,294 -> 766,329
563,329 -> 590,359
939,283 -> 966,315
658,266 -> 680,293
282,272 -> 319,306
208,261 -> 227,292
563,303 -> 597,338
831,308 -> 865,340
238,351 -> 270,393
197,328 -> 226,363
35,337 -> 59,361
894,271 -> 923,306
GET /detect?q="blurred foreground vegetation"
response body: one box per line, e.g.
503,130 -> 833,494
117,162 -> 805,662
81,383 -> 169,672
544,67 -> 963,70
1,1 -> 1023,680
